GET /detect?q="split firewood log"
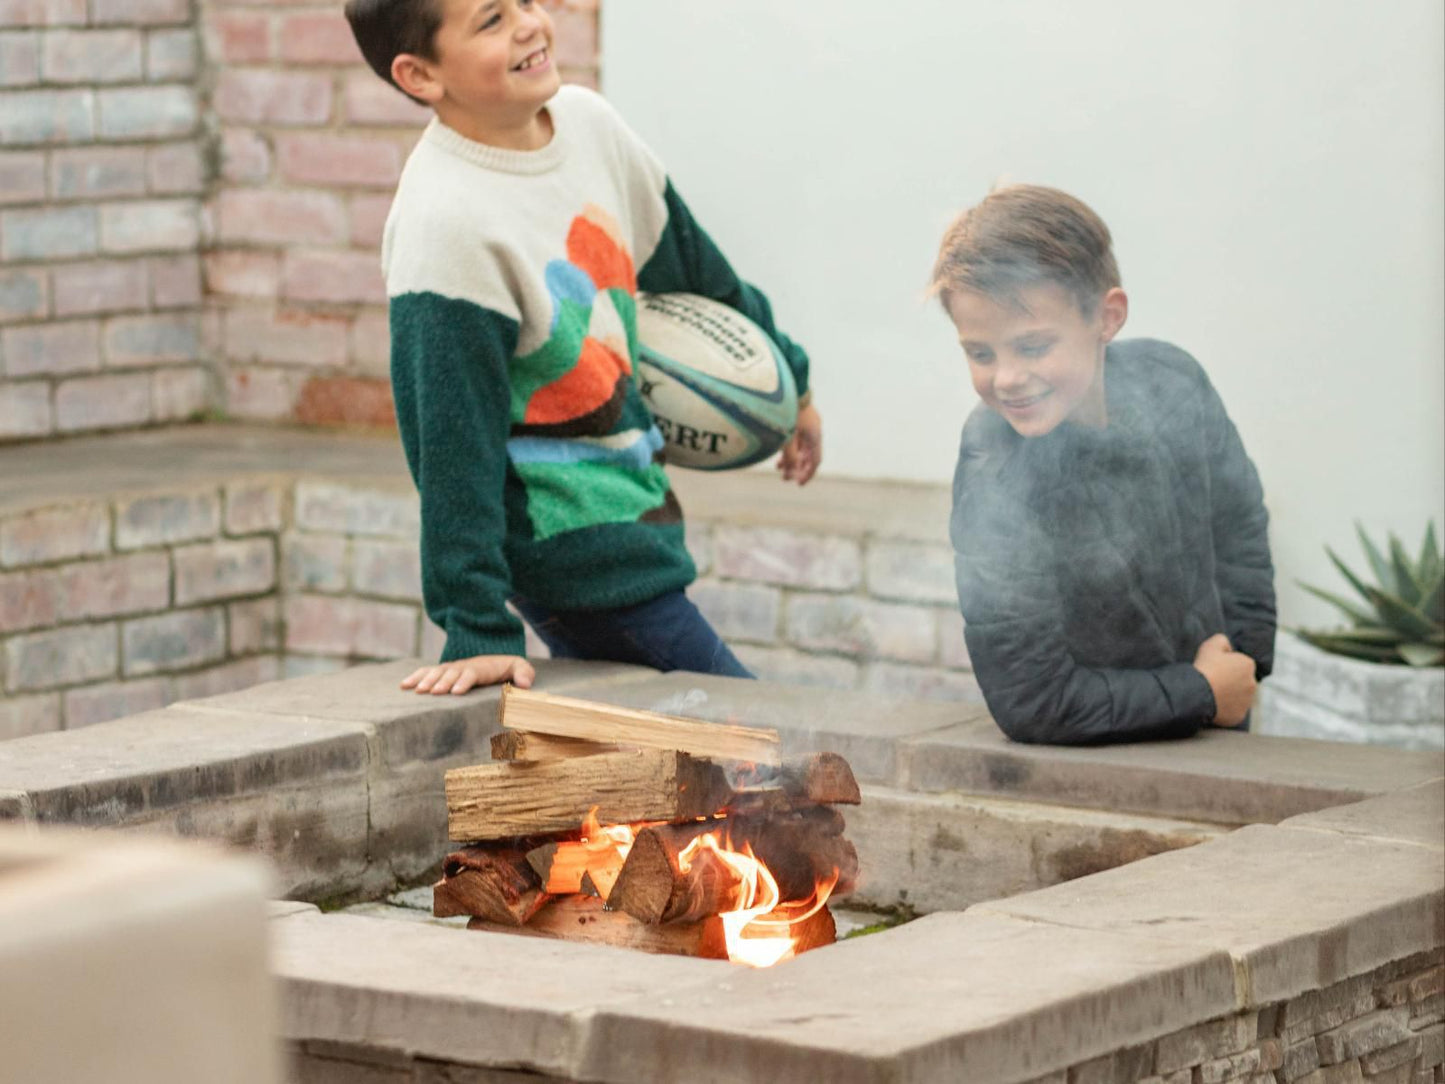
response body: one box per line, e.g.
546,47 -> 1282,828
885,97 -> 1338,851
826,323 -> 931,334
497,685 -> 782,765
468,896 -> 730,959
607,813 -> 854,924
445,749 -> 735,841
524,838 -> 625,896
432,845 -> 548,927
727,752 -> 861,806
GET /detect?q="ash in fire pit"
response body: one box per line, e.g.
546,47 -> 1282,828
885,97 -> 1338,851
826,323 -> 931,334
432,686 -> 861,966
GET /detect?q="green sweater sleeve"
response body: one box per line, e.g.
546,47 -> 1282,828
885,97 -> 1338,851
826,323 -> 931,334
637,179 -> 810,399
390,290 -> 526,661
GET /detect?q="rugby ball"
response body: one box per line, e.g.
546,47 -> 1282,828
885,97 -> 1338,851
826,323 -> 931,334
634,292 -> 799,470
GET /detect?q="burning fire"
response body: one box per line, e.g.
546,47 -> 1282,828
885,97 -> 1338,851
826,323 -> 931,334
580,807 -> 837,968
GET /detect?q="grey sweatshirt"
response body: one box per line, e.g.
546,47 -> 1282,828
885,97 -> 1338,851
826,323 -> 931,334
950,338 -> 1276,745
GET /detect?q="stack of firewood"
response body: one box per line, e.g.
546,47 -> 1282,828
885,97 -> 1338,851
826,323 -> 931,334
433,686 -> 861,962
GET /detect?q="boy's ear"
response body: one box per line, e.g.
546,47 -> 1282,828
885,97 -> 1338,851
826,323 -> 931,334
1099,287 -> 1129,343
392,53 -> 443,104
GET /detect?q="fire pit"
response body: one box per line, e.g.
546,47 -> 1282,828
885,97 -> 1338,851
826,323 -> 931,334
0,660 -> 1440,1084
432,686 -> 862,966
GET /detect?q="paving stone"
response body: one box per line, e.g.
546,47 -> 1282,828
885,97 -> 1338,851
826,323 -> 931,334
283,531 -> 349,592
1282,1037 -> 1323,1080
55,550 -> 170,620
272,911 -> 727,1079
173,536 -> 275,605
1156,1014 -> 1257,1073
865,539 -> 957,604
1258,1005 -> 1281,1038
974,825 -> 1445,1008
0,691 -> 59,740
1198,1047 -> 1263,1084
690,579 -> 780,644
350,537 -> 422,601
5,621 -> 117,691
551,671 -> 977,785
62,675 -> 169,729
1413,994 -> 1445,1028
223,479 -> 284,536
169,656 -> 280,702
228,596 -> 281,654
786,593 -> 937,663
122,606 -> 226,675
899,721 -> 1445,825
731,644 -> 860,690
845,785 -> 1220,914
284,594 -> 417,658
0,501 -> 109,567
1360,1036 -> 1424,1075
1280,974 -> 1378,1041
712,524 -> 861,591
293,481 -> 417,538
1257,1037 -> 1285,1071
1421,1023 -> 1444,1068
1064,1042 -> 1153,1084
580,911 -> 1238,1084
1281,780 -> 1445,850
115,488 -> 220,549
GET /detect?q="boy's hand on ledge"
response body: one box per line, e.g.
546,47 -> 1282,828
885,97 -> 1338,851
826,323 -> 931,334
778,404 -> 822,486
1192,633 -> 1256,727
401,655 -> 536,696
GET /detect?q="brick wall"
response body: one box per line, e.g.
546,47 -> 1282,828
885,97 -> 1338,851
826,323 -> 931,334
1021,950 -> 1444,1084
0,473 -> 976,740
0,0 -> 207,440
0,480 -> 287,738
0,0 -> 601,441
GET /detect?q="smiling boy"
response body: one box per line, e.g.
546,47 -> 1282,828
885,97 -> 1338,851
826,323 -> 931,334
344,0 -> 822,694
935,185 -> 1275,744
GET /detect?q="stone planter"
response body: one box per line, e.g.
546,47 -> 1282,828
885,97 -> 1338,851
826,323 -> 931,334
1257,632 -> 1445,750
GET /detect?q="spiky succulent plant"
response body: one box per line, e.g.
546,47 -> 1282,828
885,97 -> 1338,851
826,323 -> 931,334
1297,522 -> 1444,668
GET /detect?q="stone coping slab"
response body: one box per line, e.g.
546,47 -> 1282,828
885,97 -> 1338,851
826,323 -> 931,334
551,670 -> 983,784
186,658 -> 655,769
0,660 -> 658,826
271,909 -> 729,1079
899,718 -> 1445,825
973,822 -> 1445,1008
0,703 -> 371,824
1278,777 -> 1445,850
270,906 -> 1237,1084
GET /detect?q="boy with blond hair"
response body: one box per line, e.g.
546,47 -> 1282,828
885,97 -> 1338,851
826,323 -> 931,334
345,0 -> 821,694
935,185 -> 1274,744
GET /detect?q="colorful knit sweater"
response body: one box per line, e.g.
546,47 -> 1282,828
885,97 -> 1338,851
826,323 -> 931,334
382,87 -> 810,661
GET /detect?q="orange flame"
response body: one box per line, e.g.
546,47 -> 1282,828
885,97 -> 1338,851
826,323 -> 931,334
677,831 -> 836,968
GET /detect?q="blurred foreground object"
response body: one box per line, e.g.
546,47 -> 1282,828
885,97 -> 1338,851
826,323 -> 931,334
0,827 -> 279,1084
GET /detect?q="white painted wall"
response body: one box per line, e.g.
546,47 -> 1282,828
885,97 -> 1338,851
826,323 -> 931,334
602,1 -> 1444,626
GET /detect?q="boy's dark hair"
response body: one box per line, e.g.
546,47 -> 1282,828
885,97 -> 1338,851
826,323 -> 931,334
344,0 -> 444,105
931,185 -> 1121,315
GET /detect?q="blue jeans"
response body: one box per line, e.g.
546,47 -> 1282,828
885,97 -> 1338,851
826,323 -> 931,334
512,590 -> 754,678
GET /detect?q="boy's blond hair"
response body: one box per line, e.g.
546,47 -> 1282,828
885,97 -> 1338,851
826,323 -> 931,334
931,184 -> 1121,315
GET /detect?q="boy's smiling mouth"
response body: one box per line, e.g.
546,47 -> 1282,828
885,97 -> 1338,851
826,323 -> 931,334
998,390 -> 1051,411
513,48 -> 551,72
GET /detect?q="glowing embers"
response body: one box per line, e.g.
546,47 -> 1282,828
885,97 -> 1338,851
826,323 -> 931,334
435,687 -> 860,967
